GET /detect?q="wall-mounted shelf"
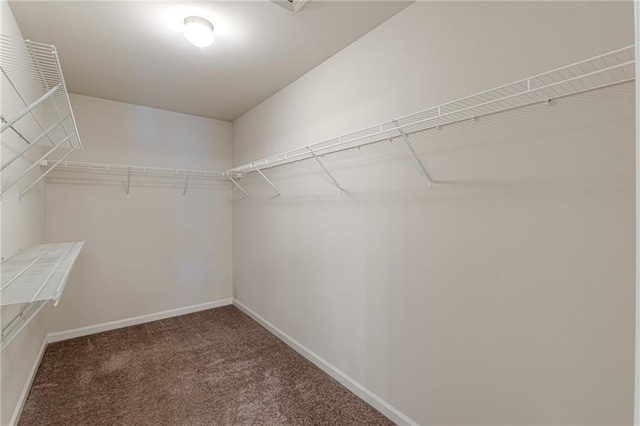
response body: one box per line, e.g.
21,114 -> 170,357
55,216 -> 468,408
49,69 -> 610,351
228,45 -> 635,196
1,35 -> 83,200
40,160 -> 249,197
1,241 -> 85,352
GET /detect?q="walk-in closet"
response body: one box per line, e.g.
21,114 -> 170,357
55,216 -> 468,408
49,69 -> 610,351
1,1 -> 638,425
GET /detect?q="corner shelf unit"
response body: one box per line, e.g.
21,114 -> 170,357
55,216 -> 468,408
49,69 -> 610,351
1,241 -> 85,352
1,35 -> 83,200
228,45 -> 635,196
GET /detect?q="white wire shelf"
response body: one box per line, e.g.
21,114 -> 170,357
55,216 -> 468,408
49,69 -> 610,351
40,160 -> 248,197
228,45 -> 635,194
1,35 -> 83,200
41,160 -> 227,179
1,241 -> 84,306
1,241 -> 85,352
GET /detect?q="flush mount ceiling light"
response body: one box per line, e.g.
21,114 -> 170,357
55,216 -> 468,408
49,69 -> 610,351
183,16 -> 214,47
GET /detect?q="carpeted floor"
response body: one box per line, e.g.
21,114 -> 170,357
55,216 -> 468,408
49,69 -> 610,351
19,305 -> 394,425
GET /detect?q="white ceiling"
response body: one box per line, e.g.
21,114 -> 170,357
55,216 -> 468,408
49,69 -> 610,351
9,1 -> 412,121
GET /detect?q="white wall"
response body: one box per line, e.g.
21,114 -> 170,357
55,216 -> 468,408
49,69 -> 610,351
232,2 -> 635,424
1,1 -> 49,424
635,1 -> 639,423
44,94 -> 233,332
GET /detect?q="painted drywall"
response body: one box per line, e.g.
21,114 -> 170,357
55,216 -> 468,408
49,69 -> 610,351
232,1 -> 635,424
44,94 -> 233,332
0,1 -> 49,424
635,1 -> 639,423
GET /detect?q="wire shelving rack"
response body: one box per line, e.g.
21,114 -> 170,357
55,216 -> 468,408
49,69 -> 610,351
0,241 -> 85,352
1,35 -> 83,200
228,45 -> 635,196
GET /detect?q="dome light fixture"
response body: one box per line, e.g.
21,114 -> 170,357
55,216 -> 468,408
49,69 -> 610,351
183,16 -> 214,47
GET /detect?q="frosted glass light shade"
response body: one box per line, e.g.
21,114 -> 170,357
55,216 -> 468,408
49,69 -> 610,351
183,16 -> 214,47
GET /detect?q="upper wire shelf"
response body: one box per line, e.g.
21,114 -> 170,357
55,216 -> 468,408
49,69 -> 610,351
1,35 -> 83,200
228,45 -> 635,193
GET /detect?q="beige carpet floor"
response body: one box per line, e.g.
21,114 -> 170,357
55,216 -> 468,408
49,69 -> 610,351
19,305 -> 394,425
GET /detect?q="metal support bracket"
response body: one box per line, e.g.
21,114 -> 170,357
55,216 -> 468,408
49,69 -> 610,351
393,120 -> 435,187
1,115 -> 30,145
254,165 -> 282,197
19,146 -> 77,200
308,147 -> 344,193
125,170 -> 131,197
0,301 -> 47,353
0,83 -> 61,134
1,131 -> 76,197
1,114 -> 72,173
182,174 -> 190,197
1,67 -> 56,147
227,174 -> 251,199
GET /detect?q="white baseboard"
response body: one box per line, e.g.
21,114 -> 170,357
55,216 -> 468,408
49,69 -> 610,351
9,334 -> 48,426
232,298 -> 418,426
47,298 -> 233,343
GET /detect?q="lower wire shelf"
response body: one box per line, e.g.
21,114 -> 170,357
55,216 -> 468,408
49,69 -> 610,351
1,240 -> 85,351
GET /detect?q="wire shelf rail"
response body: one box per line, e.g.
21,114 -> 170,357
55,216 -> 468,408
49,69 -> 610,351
1,35 -> 83,200
228,45 -> 635,194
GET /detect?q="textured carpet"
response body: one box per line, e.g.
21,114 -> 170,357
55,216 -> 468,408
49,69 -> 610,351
19,305 -> 394,425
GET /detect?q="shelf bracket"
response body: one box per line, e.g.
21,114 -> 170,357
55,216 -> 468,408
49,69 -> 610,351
125,170 -> 131,197
0,83 -> 61,134
1,131 -> 76,197
393,120 -> 435,187
227,174 -> 251,199
254,165 -> 282,197
308,147 -> 344,193
1,114 -> 72,173
1,66 -> 57,147
1,115 -> 31,145
19,146 -> 77,200
0,301 -> 47,353
182,174 -> 190,197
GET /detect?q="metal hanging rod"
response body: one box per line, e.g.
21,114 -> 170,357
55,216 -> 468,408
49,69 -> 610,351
0,35 -> 83,200
228,44 -> 635,189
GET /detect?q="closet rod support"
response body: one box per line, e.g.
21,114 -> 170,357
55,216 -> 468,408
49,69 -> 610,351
182,174 -> 190,197
308,147 -> 344,193
227,174 -> 251,199
254,165 -> 282,197
393,120 -> 435,187
125,170 -> 131,197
